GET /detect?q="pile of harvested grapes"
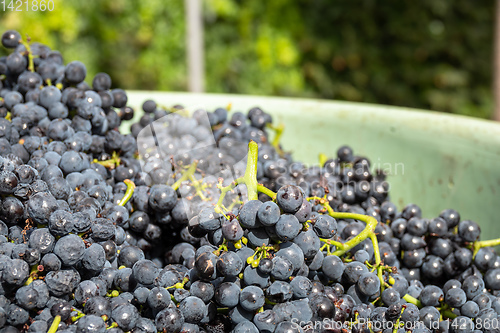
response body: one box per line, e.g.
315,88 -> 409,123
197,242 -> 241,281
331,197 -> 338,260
0,29 -> 499,333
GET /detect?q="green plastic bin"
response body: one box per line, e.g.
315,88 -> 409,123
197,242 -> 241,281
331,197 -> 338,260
125,91 -> 500,239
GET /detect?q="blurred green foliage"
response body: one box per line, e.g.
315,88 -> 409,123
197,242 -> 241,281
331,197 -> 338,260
0,0 -> 495,118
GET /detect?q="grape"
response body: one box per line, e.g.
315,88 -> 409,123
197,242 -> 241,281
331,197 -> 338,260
271,256 -> 293,280
92,73 -> 112,91
401,303 -> 419,322
407,217 -> 428,236
290,275 -> 312,299
421,255 -> 444,279
313,214 -> 338,238
428,217 -> 448,237
276,185 -> 303,213
474,247 -> 496,271
292,229 -> 320,260
357,272 -> 381,296
179,296 -> 207,323
214,282 -> 240,308
275,214 -> 301,241
6,52 -> 27,74
134,318 -> 156,333
322,255 -> 345,281
443,279 -> 462,294
53,234 -> 85,266
420,285 -> 444,307
111,303 -> 139,331
461,301 -> 480,318
65,61 -> 87,84
84,296 -> 111,318
484,268 -> 500,290
458,220 -> 481,242
445,288 -> 467,308
74,280 -> 98,305
155,307 -> 184,333
420,306 -> 440,330
440,208 -> 460,228
189,281 -> 214,303
3,259 -> 29,286
239,200 -> 262,228
253,309 -> 277,333
1,30 -> 21,48
343,261 -> 369,284
221,218 -> 244,241
216,251 -> 243,278
472,294 -> 491,310
462,275 -> 485,299
233,321 -> 259,333
265,281 -> 291,303
132,259 -> 159,285
381,288 -> 400,306
45,269 -> 81,297
256,201 -> 280,227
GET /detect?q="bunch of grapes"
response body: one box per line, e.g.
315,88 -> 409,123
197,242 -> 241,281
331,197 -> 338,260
0,29 -> 499,333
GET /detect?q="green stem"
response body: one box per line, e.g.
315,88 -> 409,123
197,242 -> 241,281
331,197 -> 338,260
93,151 -> 121,170
215,178 -> 241,214
107,322 -> 118,329
188,174 -> 208,201
215,141 -> 260,212
118,179 -> 135,206
257,184 -> 276,200
330,212 -> 378,256
266,123 -> 285,156
392,307 -> 405,333
472,238 -> 500,257
19,38 -> 34,72
47,315 -> 61,333
171,161 -> 198,191
319,238 -> 345,249
24,264 -> 42,285
244,141 -> 259,201
441,309 -> 458,319
308,196 -> 381,281
403,294 -> 422,308
370,233 -> 384,291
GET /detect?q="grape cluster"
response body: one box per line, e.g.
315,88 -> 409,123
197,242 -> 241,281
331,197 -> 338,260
0,29 -> 500,333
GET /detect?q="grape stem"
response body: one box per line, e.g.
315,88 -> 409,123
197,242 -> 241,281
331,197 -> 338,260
441,309 -> 458,319
215,141 -> 262,213
19,37 -> 35,72
266,123 -> 285,156
392,307 -> 406,333
107,322 -> 119,329
307,196 -> 384,289
171,161 -> 198,191
118,179 -> 136,206
93,151 -> 121,169
47,315 -> 61,333
256,184 -> 276,200
472,238 -> 500,257
403,294 -> 422,308
24,264 -> 43,286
